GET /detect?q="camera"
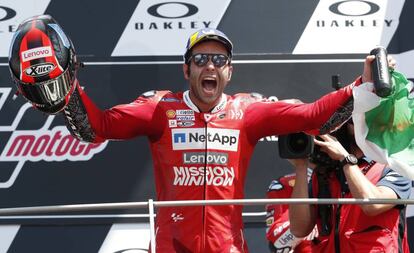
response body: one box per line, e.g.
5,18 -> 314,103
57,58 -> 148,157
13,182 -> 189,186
309,136 -> 341,169
278,73 -> 348,166
278,133 -> 340,168
278,132 -> 313,159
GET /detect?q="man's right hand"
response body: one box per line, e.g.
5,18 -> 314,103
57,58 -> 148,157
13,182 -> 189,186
362,54 -> 396,83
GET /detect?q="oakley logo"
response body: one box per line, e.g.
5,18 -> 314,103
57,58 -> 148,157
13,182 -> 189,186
24,63 -> 55,77
329,1 -> 379,16
111,0 -> 231,56
148,2 -> 198,19
0,6 -> 16,22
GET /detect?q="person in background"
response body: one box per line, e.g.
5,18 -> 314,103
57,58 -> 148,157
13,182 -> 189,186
288,120 -> 411,252
266,171 -> 317,253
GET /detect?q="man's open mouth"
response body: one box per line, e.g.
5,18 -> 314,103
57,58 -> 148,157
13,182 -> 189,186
202,77 -> 217,92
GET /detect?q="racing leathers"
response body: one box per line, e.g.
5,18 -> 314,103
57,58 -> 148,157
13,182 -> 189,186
266,171 -> 317,253
62,77 -> 361,253
310,160 -> 410,252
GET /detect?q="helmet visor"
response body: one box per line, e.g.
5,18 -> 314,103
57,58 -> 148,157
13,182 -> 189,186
16,66 -> 74,110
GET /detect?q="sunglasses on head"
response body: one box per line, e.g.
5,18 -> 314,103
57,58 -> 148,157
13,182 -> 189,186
189,53 -> 230,67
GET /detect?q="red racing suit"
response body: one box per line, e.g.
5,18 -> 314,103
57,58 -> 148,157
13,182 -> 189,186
62,78 -> 359,253
310,161 -> 410,253
266,172 -> 316,253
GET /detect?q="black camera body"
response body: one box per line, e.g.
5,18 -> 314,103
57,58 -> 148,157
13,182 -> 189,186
278,73 -> 349,167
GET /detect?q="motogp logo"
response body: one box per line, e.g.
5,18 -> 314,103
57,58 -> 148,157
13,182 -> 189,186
0,87 -> 108,188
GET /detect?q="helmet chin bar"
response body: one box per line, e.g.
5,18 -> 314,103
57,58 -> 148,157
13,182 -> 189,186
14,65 -> 76,114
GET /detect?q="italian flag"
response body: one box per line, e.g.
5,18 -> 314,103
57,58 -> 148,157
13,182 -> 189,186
353,71 -> 414,180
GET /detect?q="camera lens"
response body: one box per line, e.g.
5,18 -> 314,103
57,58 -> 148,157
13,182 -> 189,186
288,133 -> 309,153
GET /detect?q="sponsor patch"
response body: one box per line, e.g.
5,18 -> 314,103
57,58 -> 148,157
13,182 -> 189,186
24,63 -> 55,77
166,110 -> 176,118
141,90 -> 156,97
176,109 -> 194,116
169,120 -> 177,128
268,180 -> 283,191
177,121 -> 195,127
266,216 -> 274,227
172,128 -> 239,151
176,115 -> 195,121
217,112 -> 226,119
21,46 -> 53,62
161,97 -> 180,102
230,109 -> 244,120
183,152 -> 228,165
173,165 -> 235,186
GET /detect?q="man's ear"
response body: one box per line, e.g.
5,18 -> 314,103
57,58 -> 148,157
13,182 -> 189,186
227,65 -> 233,81
183,64 -> 190,80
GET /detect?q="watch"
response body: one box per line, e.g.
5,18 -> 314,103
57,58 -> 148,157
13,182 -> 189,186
341,154 -> 358,166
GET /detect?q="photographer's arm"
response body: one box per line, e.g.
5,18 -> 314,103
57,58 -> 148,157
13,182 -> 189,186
315,135 -> 400,216
342,164 -> 398,216
288,159 -> 316,237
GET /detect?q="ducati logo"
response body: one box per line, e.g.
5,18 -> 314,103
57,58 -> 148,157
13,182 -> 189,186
0,87 -> 108,188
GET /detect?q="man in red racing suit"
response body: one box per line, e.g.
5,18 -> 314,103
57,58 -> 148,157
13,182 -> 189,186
7,17 -> 392,253
59,29 -> 376,253
63,78 -> 360,253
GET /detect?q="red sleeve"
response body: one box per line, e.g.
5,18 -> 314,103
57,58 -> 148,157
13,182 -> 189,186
245,77 -> 362,142
78,87 -> 165,142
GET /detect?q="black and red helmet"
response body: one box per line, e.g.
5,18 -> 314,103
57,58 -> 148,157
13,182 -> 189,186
9,15 -> 78,114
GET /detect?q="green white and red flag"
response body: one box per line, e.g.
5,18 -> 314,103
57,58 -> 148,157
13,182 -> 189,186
352,71 -> 414,179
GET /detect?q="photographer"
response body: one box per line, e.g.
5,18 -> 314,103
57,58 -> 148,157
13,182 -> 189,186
265,171 -> 318,253
288,120 -> 411,252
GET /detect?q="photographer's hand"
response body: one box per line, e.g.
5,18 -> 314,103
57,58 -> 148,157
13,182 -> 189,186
315,135 -> 399,216
314,134 -> 348,161
288,157 -> 316,238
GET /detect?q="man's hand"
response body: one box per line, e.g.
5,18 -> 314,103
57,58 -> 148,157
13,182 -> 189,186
313,134 -> 349,161
361,54 -> 397,83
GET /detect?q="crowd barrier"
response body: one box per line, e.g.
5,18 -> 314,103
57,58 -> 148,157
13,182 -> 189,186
1,198 -> 413,253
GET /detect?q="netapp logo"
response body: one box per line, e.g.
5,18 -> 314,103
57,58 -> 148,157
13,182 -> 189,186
172,128 -> 239,151
329,1 -> 379,16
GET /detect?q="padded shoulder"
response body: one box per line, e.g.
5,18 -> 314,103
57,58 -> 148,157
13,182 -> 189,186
139,90 -> 173,101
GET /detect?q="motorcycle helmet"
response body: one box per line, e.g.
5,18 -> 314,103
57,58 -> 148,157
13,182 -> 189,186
9,15 -> 78,114
184,28 -> 233,64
